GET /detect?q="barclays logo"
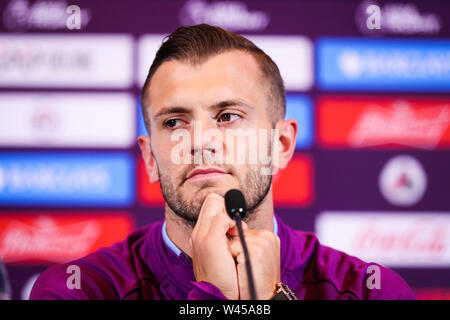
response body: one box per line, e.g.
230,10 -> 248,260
337,50 -> 363,80
0,153 -> 134,206
0,167 -> 5,192
317,38 -> 450,91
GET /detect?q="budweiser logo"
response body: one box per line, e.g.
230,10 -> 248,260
0,216 -> 102,263
348,101 -> 450,149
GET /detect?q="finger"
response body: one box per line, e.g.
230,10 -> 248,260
207,210 -> 237,243
195,193 -> 237,244
228,229 -> 260,240
228,236 -> 259,260
229,239 -> 253,300
227,225 -> 239,237
229,232 -> 279,263
194,193 -> 232,235
242,229 -> 278,243
227,219 -> 249,238
228,238 -> 242,258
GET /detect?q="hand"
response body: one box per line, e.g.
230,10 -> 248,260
190,193 -> 239,300
229,224 -> 281,300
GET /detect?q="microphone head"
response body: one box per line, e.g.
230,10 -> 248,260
225,189 -> 246,220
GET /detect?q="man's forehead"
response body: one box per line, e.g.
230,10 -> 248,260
146,50 -> 268,114
166,49 -> 262,72
151,50 -> 263,85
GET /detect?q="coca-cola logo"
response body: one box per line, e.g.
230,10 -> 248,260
354,220 -> 447,255
316,212 -> 450,267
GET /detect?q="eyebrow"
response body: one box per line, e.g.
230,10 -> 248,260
210,99 -> 253,111
154,106 -> 191,119
154,99 -> 253,120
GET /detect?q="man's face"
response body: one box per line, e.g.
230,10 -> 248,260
143,50 -> 275,226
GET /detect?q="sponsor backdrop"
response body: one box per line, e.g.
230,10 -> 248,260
0,0 -> 449,300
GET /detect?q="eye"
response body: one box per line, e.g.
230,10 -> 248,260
217,113 -> 240,123
163,119 -> 183,129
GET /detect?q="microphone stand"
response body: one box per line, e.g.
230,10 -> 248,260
233,212 -> 257,300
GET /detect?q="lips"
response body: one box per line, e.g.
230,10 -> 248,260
186,167 -> 229,180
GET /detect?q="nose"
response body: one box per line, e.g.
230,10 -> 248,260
190,113 -> 223,163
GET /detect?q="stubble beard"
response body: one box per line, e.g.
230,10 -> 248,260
158,162 -> 273,229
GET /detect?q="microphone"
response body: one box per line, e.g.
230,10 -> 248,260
224,189 -> 257,300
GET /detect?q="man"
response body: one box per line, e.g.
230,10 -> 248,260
30,24 -> 415,300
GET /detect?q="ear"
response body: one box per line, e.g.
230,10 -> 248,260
273,118 -> 298,171
138,135 -> 159,183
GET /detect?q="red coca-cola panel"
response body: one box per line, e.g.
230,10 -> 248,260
137,158 -> 165,206
414,288 -> 450,300
317,96 -> 450,149
0,212 -> 134,265
273,154 -> 314,206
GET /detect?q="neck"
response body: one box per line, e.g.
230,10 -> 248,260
165,187 -> 275,258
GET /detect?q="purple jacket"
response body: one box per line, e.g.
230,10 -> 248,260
30,215 -> 416,300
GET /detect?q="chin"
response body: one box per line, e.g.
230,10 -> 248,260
189,183 -> 236,201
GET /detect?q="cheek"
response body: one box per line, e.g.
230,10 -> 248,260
229,164 -> 250,182
154,145 -> 191,183
152,133 -> 179,161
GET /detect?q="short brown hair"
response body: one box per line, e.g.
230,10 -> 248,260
140,24 -> 285,133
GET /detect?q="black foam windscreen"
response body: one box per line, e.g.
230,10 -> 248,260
225,189 -> 246,219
